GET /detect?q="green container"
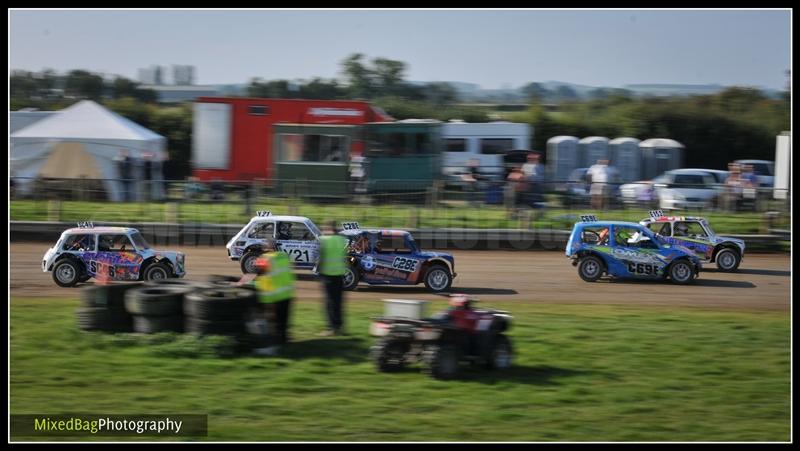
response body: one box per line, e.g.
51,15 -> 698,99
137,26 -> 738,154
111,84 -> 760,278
273,124 -> 357,198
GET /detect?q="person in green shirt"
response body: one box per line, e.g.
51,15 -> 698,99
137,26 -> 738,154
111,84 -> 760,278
317,221 -> 348,336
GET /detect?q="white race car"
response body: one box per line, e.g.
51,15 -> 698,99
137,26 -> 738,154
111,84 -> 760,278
226,211 -> 323,274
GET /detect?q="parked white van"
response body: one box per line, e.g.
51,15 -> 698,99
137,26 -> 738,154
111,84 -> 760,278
441,121 -> 531,181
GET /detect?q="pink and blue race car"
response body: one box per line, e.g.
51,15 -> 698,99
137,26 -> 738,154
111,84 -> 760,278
42,223 -> 186,287
566,215 -> 702,284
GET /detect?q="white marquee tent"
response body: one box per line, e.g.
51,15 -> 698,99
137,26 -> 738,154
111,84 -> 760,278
10,100 -> 168,201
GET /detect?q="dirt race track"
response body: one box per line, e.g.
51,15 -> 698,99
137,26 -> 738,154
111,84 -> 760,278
10,242 -> 791,312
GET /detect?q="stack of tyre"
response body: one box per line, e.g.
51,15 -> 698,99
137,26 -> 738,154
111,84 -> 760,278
183,285 -> 257,343
76,283 -> 142,332
125,280 -> 198,333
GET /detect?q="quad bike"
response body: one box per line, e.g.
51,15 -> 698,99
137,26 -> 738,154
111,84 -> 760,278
369,298 -> 513,380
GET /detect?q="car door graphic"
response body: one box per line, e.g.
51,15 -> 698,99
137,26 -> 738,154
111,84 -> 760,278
276,221 -> 319,268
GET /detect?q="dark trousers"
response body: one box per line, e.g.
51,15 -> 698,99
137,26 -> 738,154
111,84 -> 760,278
272,299 -> 292,345
256,299 -> 292,346
322,275 -> 344,331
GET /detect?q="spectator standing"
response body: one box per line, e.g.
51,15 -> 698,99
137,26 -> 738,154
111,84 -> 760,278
725,163 -> 743,211
587,159 -> 611,210
318,221 -> 348,336
522,152 -> 544,208
115,149 -> 133,202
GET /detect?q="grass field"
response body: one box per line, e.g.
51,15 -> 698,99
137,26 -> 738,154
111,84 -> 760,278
10,297 -> 790,442
10,198 -> 788,235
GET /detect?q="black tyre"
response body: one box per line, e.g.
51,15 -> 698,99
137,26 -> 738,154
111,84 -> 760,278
53,259 -> 81,287
146,278 -> 207,290
423,343 -> 459,380
133,315 -> 183,334
125,287 -> 184,316
371,338 -> 408,372
143,262 -> 172,281
184,317 -> 245,336
184,288 -> 256,320
240,252 -> 261,275
423,265 -> 452,293
342,265 -> 360,291
578,255 -> 604,282
715,248 -> 741,272
485,334 -> 513,370
81,283 -> 143,310
76,307 -> 132,332
669,259 -> 696,285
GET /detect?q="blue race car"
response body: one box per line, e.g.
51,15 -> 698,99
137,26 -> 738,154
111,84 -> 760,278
565,216 -> 701,284
339,225 -> 456,293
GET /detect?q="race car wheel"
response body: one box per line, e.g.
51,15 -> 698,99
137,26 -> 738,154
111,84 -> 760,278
485,334 -> 513,370
423,343 -> 459,380
143,262 -> 171,281
669,260 -> 695,285
342,265 -> 360,291
53,259 -> 81,287
240,252 -> 261,275
715,248 -> 741,272
424,265 -> 452,293
577,255 -> 603,282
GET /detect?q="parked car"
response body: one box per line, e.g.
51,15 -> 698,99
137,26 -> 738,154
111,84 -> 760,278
653,169 -> 720,210
621,169 -> 729,209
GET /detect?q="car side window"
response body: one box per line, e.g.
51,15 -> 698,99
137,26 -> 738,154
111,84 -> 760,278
674,221 -> 706,238
62,234 -> 96,252
648,222 -> 671,236
98,234 -> 134,252
277,222 -> 313,241
248,222 -> 274,239
581,227 -> 609,246
614,226 -> 639,247
378,235 -> 411,253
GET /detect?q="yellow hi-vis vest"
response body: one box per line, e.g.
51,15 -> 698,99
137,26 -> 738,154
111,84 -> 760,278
319,234 -> 347,276
254,251 -> 296,303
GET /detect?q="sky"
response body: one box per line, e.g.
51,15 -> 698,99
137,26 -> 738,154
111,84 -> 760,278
9,9 -> 792,90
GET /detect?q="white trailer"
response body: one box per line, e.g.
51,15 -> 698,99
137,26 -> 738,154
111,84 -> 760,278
774,131 -> 791,200
441,121 -> 531,180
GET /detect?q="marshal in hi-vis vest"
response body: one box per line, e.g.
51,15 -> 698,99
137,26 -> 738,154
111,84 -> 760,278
254,251 -> 296,303
318,235 -> 347,276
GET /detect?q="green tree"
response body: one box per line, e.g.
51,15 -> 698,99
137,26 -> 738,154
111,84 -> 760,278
371,57 -> 406,94
341,53 -> 373,99
247,79 -> 293,98
423,82 -> 458,105
64,70 -> 104,100
298,78 -> 346,99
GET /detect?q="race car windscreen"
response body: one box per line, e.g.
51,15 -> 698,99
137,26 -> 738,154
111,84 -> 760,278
701,220 -> 715,236
308,221 -> 321,237
130,232 -> 151,250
